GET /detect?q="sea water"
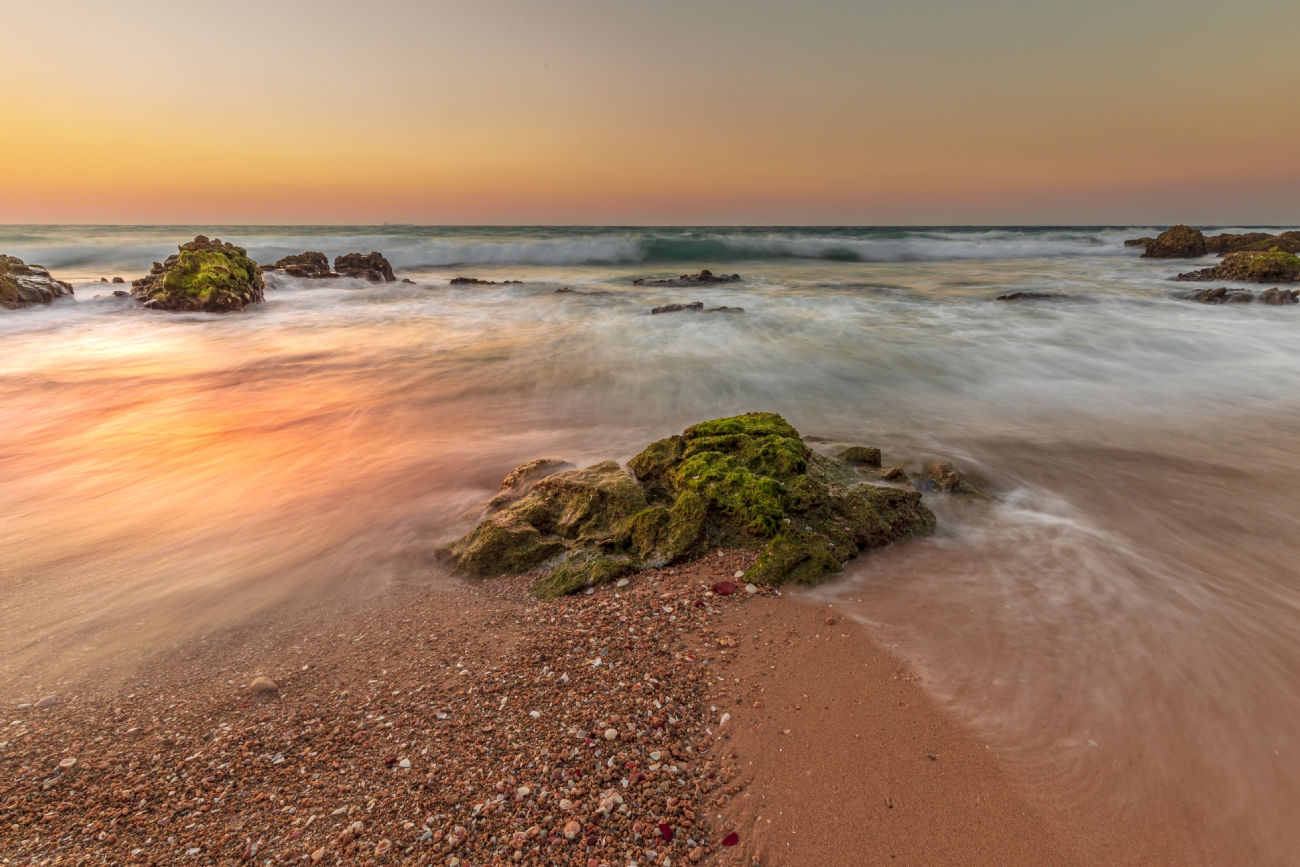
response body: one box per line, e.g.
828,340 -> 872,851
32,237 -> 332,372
2,225 -> 1298,863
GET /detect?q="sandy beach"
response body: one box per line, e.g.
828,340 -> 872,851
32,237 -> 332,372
0,548 -> 1084,866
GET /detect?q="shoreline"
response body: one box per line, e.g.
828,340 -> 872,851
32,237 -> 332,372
0,551 -> 1075,866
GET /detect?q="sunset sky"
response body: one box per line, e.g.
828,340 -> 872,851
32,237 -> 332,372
2,0 -> 1297,225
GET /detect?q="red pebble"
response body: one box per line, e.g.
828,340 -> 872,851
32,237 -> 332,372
658,823 -> 674,842
711,581 -> 737,596
722,832 -> 740,847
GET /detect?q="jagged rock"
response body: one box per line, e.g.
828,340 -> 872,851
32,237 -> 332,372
1185,287 -> 1255,304
996,292 -> 1065,301
265,252 -> 337,278
130,236 -> 264,312
913,460 -> 991,500
1,255 -> 74,310
1205,231 -> 1300,255
449,277 -> 522,285
1262,287 -> 1300,305
1176,251 -> 1300,284
634,270 -> 742,287
334,252 -> 395,282
840,447 -> 882,468
1124,237 -> 1154,249
1142,225 -> 1207,259
487,458 -> 574,514
442,413 -> 936,598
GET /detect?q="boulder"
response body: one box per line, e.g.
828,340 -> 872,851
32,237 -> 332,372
131,237 -> 265,312
1142,225 -> 1207,259
634,270 -> 742,287
265,252 -> 337,278
1,255 -> 74,310
1261,287 -> 1300,305
442,412 -> 936,598
334,252 -> 395,282
840,446 -> 882,468
112,276 -> 125,284
1176,251 -> 1300,284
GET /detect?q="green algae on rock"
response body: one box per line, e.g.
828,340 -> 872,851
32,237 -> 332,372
1,255 -> 74,310
131,236 -> 265,312
442,412 -> 937,598
1176,251 -> 1300,284
1142,225 -> 1207,259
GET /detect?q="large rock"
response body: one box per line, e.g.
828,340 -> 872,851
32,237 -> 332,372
264,252 -> 337,278
1176,251 -> 1300,284
1142,226 -> 1207,259
334,252 -> 395,282
131,236 -> 265,312
442,412 -> 936,598
1,255 -> 74,310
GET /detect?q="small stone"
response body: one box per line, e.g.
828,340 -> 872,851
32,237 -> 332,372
719,713 -> 731,725
399,758 -> 411,769
249,677 -> 278,694
604,728 -> 618,741
563,820 -> 581,839
616,579 -> 630,588
59,757 -> 76,768
649,751 -> 662,761
310,848 -> 325,863
517,786 -> 531,797
733,571 -> 744,579
34,696 -> 57,709
745,584 -> 757,594
374,839 -> 392,856
559,798 -> 574,810
690,847 -> 703,862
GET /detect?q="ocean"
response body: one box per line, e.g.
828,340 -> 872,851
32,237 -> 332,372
3,225 -> 1298,863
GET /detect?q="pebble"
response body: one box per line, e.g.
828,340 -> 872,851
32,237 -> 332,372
720,712 -> 732,725
616,578 -> 630,587
374,839 -> 392,856
733,571 -> 744,579
398,758 -> 411,768
248,676 -> 278,694
604,727 -> 618,740
745,583 -> 758,594
59,757 -> 76,768
34,696 -> 57,709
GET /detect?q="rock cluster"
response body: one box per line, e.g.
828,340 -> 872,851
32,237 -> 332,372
1126,227 -> 1300,257
450,277 -> 523,285
634,271 -> 741,287
1183,287 -> 1299,305
334,253 -> 395,283
0,255 -> 74,310
443,413 -> 936,599
995,292 -> 1064,302
1176,251 -> 1300,284
913,461 -> 990,501
130,237 -> 265,313
0,559 -> 765,867
264,252 -> 338,279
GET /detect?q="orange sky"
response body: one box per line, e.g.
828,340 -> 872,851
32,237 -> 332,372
2,0 -> 1297,225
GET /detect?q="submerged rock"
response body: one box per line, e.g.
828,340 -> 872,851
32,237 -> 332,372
264,252 -> 337,278
449,277 -> 522,285
1184,286 -> 1300,305
1176,251 -> 1300,284
840,446 -> 882,467
635,270 -> 741,287
995,292 -> 1066,301
130,237 -> 264,312
442,412 -> 936,598
0,255 -> 74,310
650,301 -> 745,314
913,460 -> 991,501
334,252 -> 395,283
1124,237 -> 1155,249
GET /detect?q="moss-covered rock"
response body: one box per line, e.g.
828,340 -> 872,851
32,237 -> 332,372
1176,251 -> 1300,284
1,255 -> 74,310
840,446 -> 882,467
1205,231 -> 1300,255
131,236 -> 265,312
1142,225 -> 1207,259
914,460 -> 991,501
444,412 -> 937,597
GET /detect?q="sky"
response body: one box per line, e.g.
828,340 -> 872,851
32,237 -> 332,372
2,0 -> 1297,225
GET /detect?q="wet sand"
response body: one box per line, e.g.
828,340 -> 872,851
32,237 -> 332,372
0,552 -> 1077,866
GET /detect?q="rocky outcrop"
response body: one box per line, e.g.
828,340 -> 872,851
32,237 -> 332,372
1,255 -> 74,310
130,237 -> 264,312
334,252 -> 395,283
442,413 -> 936,598
634,270 -> 741,287
449,277 -> 522,285
487,458 -> 574,514
264,252 -> 337,278
1142,226 -> 1207,259
1184,286 -> 1299,305
1124,237 -> 1154,248
1205,231 -> 1300,255
1176,251 -> 1300,284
